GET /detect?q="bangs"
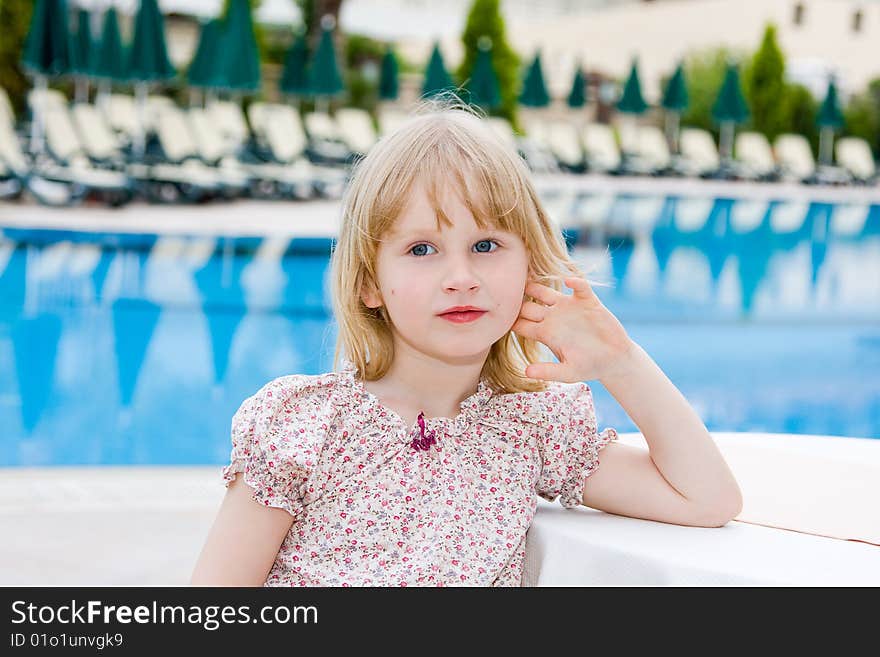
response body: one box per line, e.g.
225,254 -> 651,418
369,112 -> 531,242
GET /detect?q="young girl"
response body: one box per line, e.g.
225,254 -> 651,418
191,96 -> 742,587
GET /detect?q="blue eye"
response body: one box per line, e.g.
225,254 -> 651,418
408,240 -> 499,257
409,243 -> 437,256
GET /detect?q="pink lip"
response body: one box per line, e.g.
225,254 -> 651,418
439,310 -> 487,323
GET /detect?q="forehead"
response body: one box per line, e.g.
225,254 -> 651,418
387,180 -> 497,237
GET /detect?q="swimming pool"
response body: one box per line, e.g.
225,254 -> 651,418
1,193 -> 878,466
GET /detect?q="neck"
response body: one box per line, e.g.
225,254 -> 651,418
364,341 -> 489,420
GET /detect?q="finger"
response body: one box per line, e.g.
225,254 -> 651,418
525,361 -> 573,382
564,276 -> 598,301
518,300 -> 549,322
524,280 -> 561,306
511,316 -> 541,339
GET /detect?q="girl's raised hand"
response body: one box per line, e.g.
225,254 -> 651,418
512,276 -> 635,383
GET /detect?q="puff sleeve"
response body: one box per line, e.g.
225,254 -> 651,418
221,375 -> 329,520
535,381 -> 619,509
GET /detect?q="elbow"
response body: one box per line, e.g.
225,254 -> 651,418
692,489 -> 743,528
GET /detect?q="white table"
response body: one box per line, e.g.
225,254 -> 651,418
524,431 -> 880,586
524,499 -> 880,586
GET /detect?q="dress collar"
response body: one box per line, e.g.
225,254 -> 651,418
336,358 -> 494,439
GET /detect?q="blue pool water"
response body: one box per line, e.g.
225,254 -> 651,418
1,195 -> 879,466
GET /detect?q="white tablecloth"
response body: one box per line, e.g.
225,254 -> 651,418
523,499 -> 880,586
523,431 -> 880,586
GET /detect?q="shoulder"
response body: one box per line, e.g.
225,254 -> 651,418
484,380 -> 593,429
233,370 -> 342,431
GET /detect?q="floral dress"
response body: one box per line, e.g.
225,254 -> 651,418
221,358 -> 618,587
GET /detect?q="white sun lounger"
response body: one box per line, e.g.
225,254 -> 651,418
734,131 -> 779,181
631,125 -> 672,175
28,88 -> 67,114
95,93 -> 140,144
378,107 -> 410,137
246,101 -> 271,142
0,87 -> 15,126
581,123 -> 621,174
523,117 -> 549,148
248,103 -> 308,162
151,103 -> 251,199
73,99 -> 235,203
188,106 -> 315,200
249,103 -> 348,198
206,99 -> 252,153
0,107 -> 80,205
303,111 -> 353,163
0,157 -> 23,199
35,103 -> 135,206
678,128 -> 721,177
835,137 -> 877,183
71,103 -> 126,164
335,107 -> 378,156
542,118 -> 585,171
773,133 -> 816,182
774,133 -> 852,185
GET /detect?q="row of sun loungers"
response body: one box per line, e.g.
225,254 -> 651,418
1,87 -> 877,208
0,88 -> 359,207
520,118 -> 877,185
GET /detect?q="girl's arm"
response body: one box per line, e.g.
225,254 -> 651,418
581,341 -> 742,526
190,473 -> 295,586
515,277 -> 742,527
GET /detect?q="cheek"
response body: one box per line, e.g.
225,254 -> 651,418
489,273 -> 527,316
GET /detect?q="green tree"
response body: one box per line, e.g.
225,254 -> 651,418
843,78 -> 880,158
344,33 -> 386,112
783,83 -> 819,154
456,0 -> 521,131
742,24 -> 787,141
0,0 -> 35,120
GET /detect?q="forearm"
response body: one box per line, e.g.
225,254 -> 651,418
599,340 -> 742,514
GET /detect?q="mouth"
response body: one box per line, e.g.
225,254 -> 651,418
438,310 -> 487,324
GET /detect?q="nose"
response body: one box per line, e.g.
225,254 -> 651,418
442,252 -> 480,293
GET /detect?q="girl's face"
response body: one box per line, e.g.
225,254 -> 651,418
362,181 -> 530,364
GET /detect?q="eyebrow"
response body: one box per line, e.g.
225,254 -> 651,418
390,224 -> 503,239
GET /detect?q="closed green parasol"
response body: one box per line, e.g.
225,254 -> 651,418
93,7 -> 127,86
519,51 -> 550,108
661,61 -> 689,153
70,9 -> 95,79
817,77 -> 844,165
422,42 -> 455,99
217,0 -> 261,94
379,46 -> 399,101
187,19 -> 222,91
567,64 -> 587,109
617,59 -> 648,157
22,0 -> 72,155
465,36 -> 500,110
22,0 -> 71,78
712,62 -> 749,160
127,0 -> 175,84
280,29 -> 310,97
307,16 -> 345,111
127,0 -> 176,159
617,59 -> 648,115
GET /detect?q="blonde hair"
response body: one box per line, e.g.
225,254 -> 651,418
330,93 -> 603,394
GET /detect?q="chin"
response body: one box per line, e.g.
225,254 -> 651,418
428,338 -> 496,359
